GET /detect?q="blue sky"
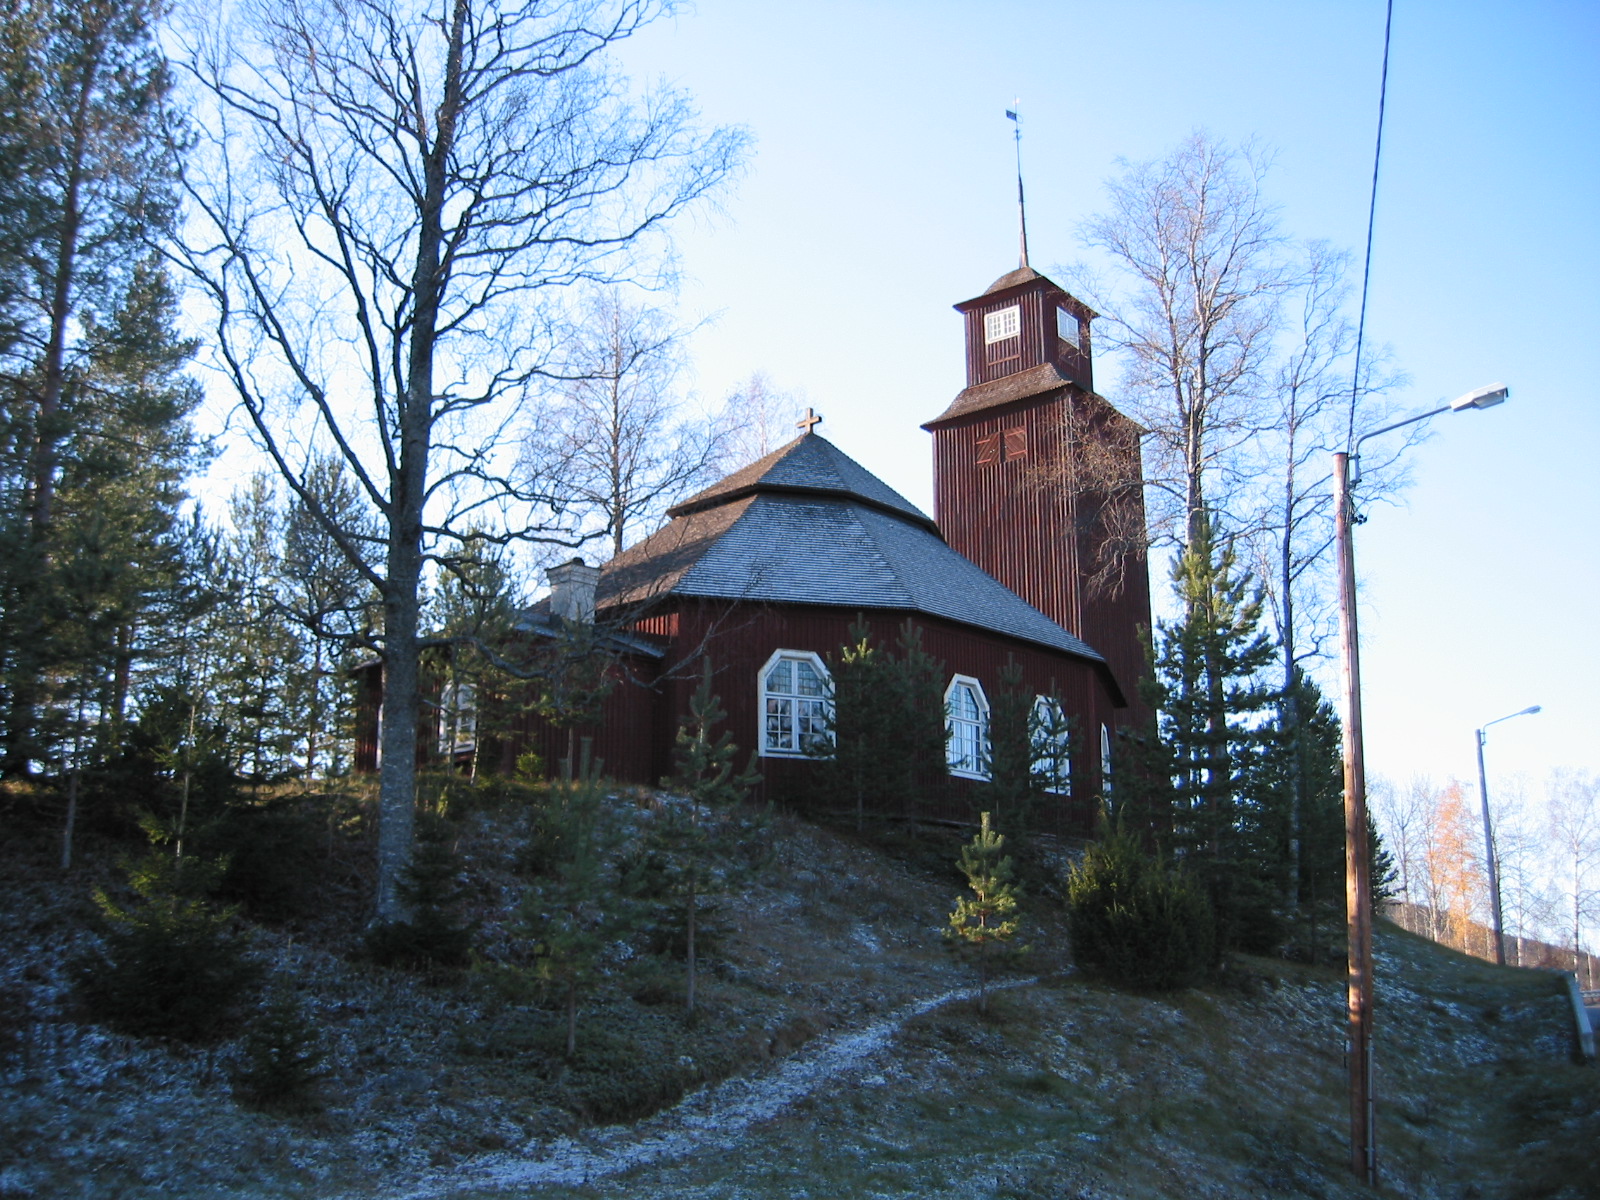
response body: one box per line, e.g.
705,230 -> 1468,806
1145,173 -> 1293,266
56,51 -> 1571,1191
605,0 -> 1600,791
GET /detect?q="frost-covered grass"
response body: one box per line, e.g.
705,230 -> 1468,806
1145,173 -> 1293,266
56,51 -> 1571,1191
3,793 -> 1597,1200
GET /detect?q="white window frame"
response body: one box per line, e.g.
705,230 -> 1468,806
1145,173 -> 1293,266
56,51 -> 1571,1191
1056,305 -> 1080,348
1031,695 -> 1071,795
944,674 -> 990,780
758,649 -> 833,758
439,680 -> 477,755
1100,722 -> 1113,794
984,305 -> 1020,345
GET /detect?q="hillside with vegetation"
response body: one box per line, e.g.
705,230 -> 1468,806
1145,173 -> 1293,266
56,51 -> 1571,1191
3,773 -> 1596,1200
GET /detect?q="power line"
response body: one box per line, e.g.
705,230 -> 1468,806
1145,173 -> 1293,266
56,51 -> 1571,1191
1348,0 -> 1396,451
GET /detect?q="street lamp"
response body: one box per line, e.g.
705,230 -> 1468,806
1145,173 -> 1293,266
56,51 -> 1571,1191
1475,704 -> 1542,966
1334,381 -> 1509,1188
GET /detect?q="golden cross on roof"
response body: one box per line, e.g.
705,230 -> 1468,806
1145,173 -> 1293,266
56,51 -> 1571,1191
795,407 -> 822,435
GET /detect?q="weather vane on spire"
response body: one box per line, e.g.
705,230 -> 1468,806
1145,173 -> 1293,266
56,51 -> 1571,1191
1005,100 -> 1030,269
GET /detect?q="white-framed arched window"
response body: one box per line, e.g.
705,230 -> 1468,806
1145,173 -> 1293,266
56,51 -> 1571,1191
1031,695 -> 1071,795
1100,722 -> 1113,795
945,675 -> 990,780
759,650 -> 832,758
439,680 -> 477,756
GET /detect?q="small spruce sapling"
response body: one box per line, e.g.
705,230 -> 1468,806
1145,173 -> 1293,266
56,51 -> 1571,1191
519,748 -> 640,1058
75,845 -> 263,1042
232,983 -> 329,1111
987,659 -> 1038,837
946,812 -> 1024,1015
658,657 -> 762,1016
364,813 -> 477,971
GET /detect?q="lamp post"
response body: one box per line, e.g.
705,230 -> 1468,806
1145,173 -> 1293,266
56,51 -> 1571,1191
1334,381 -> 1508,1188
1475,705 -> 1542,966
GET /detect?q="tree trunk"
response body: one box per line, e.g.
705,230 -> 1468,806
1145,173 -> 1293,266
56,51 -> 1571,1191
565,980 -> 577,1059
375,579 -> 421,922
686,879 -> 697,1017
60,769 -> 79,871
5,31 -> 102,778
370,0 -> 467,925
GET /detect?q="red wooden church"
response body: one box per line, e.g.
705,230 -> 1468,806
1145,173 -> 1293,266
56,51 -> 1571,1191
361,263 -> 1151,833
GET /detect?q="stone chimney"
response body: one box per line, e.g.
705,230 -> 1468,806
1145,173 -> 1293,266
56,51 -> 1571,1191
546,557 -> 601,624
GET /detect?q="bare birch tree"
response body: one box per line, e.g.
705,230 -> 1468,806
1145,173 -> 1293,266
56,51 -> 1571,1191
1081,132 -> 1293,550
172,0 -> 744,920
1487,775 -> 1558,966
520,290 -> 720,556
1547,770 -> 1600,977
713,370 -> 798,471
1242,243 -> 1405,893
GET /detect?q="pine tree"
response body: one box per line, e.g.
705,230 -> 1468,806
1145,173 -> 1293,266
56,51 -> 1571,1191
1148,513 -> 1282,952
813,617 -> 895,828
650,657 -> 762,1016
1066,827 -> 1215,990
1254,670 -> 1347,960
946,812 -> 1024,1015
1,0 -> 188,777
987,660 -> 1038,838
799,619 -> 947,823
890,621 -> 950,815
519,755 -> 633,1058
365,814 -> 477,972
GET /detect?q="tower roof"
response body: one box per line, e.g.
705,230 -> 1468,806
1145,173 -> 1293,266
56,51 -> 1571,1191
668,431 -> 938,533
981,264 -> 1047,295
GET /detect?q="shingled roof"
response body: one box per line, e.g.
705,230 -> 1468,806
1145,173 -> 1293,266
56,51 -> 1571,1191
667,431 -> 938,533
921,362 -> 1079,429
599,434 -> 1107,667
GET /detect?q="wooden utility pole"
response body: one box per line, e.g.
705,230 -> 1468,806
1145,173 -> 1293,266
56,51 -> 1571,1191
1334,450 -> 1377,1187
1475,727 -> 1508,966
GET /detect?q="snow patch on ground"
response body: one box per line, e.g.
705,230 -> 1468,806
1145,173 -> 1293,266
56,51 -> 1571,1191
387,977 -> 1036,1198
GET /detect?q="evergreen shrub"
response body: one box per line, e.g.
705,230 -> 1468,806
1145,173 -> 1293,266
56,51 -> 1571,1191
1066,830 -> 1213,991
1199,865 -> 1285,957
365,815 -> 477,970
75,853 -> 263,1041
215,797 -> 325,920
231,985 -> 329,1111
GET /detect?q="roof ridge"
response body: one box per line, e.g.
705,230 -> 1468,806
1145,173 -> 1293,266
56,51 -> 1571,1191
665,433 -> 937,533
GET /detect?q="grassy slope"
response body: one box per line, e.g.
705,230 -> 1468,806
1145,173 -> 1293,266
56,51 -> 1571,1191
3,801 -> 1597,1200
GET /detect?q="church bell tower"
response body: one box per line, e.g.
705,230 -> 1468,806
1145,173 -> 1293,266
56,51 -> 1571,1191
922,265 -> 1152,713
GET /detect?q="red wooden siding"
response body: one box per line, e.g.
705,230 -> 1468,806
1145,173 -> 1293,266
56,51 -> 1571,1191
960,282 -> 1093,391
931,390 -> 1152,725
633,599 -> 1121,834
491,655 -> 662,783
353,651 -> 663,783
354,601 -> 1118,834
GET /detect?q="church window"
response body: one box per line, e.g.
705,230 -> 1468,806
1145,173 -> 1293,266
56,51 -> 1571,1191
438,681 -> 477,756
1056,305 -> 1080,348
1100,722 -> 1113,795
760,650 -> 832,758
975,433 -> 1000,465
1031,695 -> 1071,795
945,675 -> 990,780
1004,427 -> 1027,461
984,305 -> 1020,344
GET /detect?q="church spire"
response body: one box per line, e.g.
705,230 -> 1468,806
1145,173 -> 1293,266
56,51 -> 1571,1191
1006,101 -> 1029,269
